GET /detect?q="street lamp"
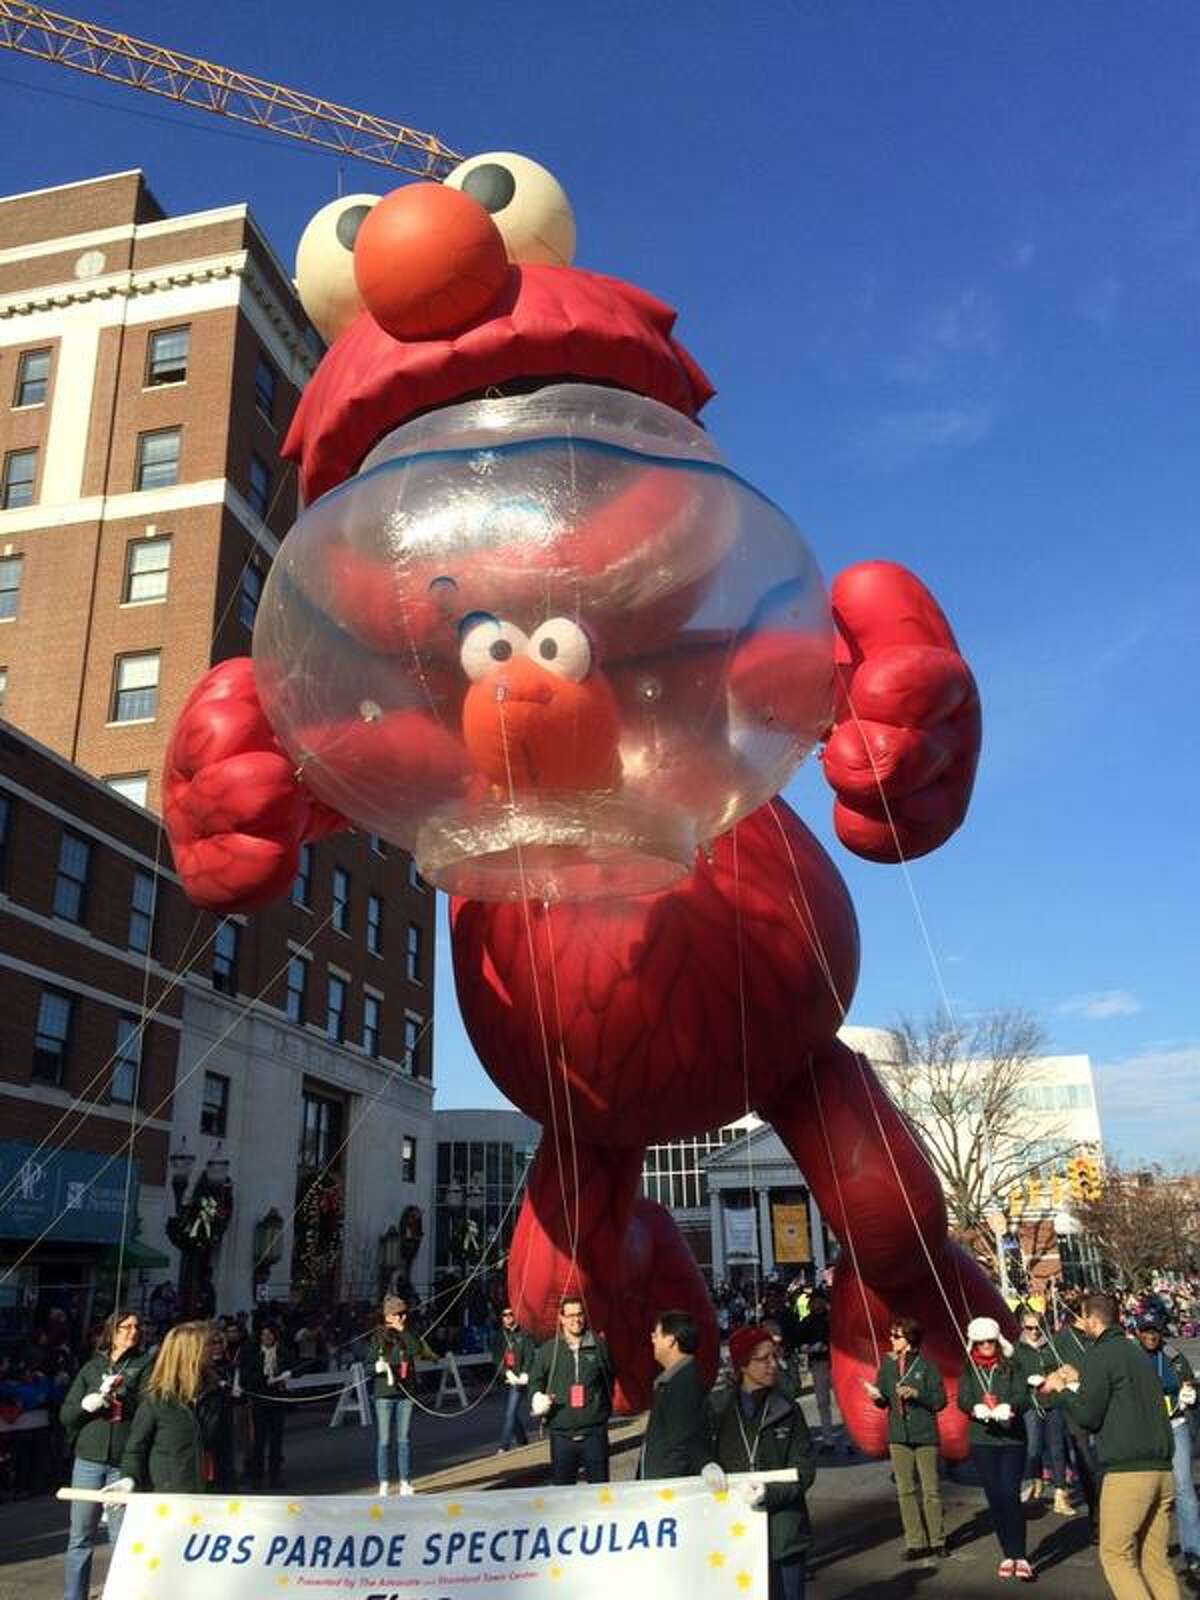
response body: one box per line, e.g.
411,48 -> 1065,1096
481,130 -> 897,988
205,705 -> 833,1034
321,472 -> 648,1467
252,1207 -> 285,1302
169,1144 -> 196,1211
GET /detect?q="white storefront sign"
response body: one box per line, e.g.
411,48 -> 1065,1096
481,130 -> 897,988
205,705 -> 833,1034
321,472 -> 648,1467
103,1479 -> 770,1600
723,1204 -> 759,1261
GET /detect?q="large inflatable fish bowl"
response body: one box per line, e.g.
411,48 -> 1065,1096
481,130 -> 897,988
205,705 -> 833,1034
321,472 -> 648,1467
253,384 -> 833,901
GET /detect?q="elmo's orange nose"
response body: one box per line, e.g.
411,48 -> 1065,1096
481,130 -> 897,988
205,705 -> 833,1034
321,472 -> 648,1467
353,182 -> 510,340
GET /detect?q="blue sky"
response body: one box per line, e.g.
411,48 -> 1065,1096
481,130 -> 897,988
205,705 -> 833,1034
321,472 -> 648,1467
4,2 -> 1198,1161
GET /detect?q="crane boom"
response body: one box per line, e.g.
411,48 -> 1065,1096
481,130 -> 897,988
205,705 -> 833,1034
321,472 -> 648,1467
0,1 -> 462,179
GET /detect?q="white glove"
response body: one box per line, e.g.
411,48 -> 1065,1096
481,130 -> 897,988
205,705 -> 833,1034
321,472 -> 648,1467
516,1372 -> 529,1386
80,1392 -> 107,1414
504,1370 -> 520,1387
374,1356 -> 390,1376
993,1402 -> 1013,1422
700,1462 -> 728,1494
739,1478 -> 767,1509
107,1477 -> 136,1495
98,1373 -> 121,1397
1027,1373 -> 1046,1387
530,1391 -> 552,1417
1181,1384 -> 1196,1408
972,1402 -> 991,1421
863,1381 -> 882,1400
231,1373 -> 242,1399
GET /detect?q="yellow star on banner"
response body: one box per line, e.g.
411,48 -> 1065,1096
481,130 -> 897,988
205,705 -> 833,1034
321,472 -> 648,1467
147,1558 -> 160,1571
131,1542 -> 144,1555
189,1514 -> 203,1527
708,1552 -> 727,1569
287,1503 -> 302,1516
446,1503 -> 463,1518
712,1490 -> 730,1503
277,1578 -> 290,1588
369,1505 -> 383,1521
533,1498 -> 547,1510
227,1501 -> 242,1514
736,1572 -> 752,1591
156,1503 -> 169,1518
597,1489 -> 614,1506
657,1488 -> 676,1501
549,1566 -> 563,1581
730,1522 -> 747,1539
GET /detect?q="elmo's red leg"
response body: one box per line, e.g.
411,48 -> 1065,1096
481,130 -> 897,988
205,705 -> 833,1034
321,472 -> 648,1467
508,1137 -> 717,1412
763,1041 -> 1014,1459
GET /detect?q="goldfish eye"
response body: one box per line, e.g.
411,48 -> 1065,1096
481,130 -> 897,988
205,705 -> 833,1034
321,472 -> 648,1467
459,615 -> 531,682
294,193 -> 381,343
528,618 -> 592,683
444,152 -> 576,268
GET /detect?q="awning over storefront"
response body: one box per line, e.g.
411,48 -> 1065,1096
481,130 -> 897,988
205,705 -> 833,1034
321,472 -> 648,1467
101,1240 -> 170,1270
0,1141 -> 139,1245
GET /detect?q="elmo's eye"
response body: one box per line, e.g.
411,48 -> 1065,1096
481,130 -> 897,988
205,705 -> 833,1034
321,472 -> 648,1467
445,152 -> 575,268
294,193 -> 381,343
459,616 -> 531,682
528,618 -> 592,683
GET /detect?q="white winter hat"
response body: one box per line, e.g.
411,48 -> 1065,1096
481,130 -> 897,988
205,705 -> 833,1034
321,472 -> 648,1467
966,1316 -> 1014,1358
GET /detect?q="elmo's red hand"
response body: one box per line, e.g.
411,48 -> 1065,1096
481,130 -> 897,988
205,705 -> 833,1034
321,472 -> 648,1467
821,562 -> 980,862
163,658 -> 345,911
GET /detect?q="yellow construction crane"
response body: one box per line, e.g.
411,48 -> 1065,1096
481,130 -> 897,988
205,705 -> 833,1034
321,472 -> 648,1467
0,1 -> 462,179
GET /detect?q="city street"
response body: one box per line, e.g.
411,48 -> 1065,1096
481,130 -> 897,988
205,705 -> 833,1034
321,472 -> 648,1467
4,1378 -> 1195,1600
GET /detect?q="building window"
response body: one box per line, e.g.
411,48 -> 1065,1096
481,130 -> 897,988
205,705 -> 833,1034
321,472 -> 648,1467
291,843 -> 312,907
15,349 -> 50,408
2,448 -> 36,509
407,858 -> 426,892
239,564 -> 261,629
326,972 -> 346,1042
200,1071 -> 229,1137
402,1012 -> 421,1077
106,773 -> 149,807
367,893 -> 383,955
363,993 -> 380,1057
286,954 -> 308,1023
406,922 -> 422,983
401,1135 -> 417,1185
0,555 -> 22,619
53,831 -> 90,923
124,536 -> 171,603
248,454 -> 270,517
332,867 -> 350,934
33,990 -> 72,1084
300,1090 -> 343,1169
128,869 -> 155,954
0,793 -> 9,885
135,428 -> 181,491
255,353 -> 277,422
369,834 -> 387,857
0,665 -> 6,705
111,651 -> 160,722
111,1016 -> 140,1105
146,326 -> 189,386
212,921 -> 239,994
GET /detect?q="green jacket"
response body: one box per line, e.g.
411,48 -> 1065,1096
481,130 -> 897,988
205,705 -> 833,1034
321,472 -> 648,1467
369,1328 -> 434,1400
956,1360 -> 1028,1448
60,1349 -> 153,1467
120,1388 -> 232,1493
1053,1326 -> 1173,1473
1012,1338 -> 1058,1415
709,1384 -> 816,1562
529,1332 -> 613,1434
640,1356 -> 712,1479
872,1352 -> 946,1446
492,1325 -> 537,1379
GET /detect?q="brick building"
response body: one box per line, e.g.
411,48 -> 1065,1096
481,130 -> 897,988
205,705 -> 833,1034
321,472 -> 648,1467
0,171 -> 439,1326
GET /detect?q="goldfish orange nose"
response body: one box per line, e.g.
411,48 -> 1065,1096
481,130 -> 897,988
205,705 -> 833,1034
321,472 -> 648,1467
353,182 -> 510,340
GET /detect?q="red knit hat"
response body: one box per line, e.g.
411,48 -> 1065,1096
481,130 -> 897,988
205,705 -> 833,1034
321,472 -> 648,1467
728,1324 -> 773,1371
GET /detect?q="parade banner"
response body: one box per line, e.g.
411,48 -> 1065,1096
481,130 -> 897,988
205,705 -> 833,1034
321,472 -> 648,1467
101,1478 -> 771,1600
770,1203 -> 810,1265
723,1205 -> 759,1261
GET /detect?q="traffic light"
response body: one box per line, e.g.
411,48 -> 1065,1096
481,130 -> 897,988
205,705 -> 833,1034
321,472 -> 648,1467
1067,1156 -> 1086,1202
1008,1185 -> 1025,1217
1026,1176 -> 1043,1209
1050,1176 -> 1065,1206
1080,1157 -> 1103,1202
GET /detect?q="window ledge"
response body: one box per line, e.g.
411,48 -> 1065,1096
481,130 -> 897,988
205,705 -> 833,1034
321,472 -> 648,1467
105,717 -> 157,728
119,598 -> 168,610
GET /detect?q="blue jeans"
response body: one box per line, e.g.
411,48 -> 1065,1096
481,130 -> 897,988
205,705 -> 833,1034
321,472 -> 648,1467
1024,1407 -> 1068,1488
64,1457 -> 124,1600
1173,1421 -> 1200,1557
375,1397 -> 413,1484
970,1444 -> 1027,1560
500,1384 -> 528,1450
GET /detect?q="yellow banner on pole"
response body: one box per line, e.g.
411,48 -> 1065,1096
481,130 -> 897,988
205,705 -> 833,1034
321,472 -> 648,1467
771,1203 -> 810,1264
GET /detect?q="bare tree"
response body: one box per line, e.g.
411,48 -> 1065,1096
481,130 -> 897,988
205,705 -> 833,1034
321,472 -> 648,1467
1077,1162 -> 1199,1288
877,1008 -> 1074,1281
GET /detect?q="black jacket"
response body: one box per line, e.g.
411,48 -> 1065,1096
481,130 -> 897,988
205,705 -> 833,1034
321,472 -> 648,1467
369,1328 -> 434,1400
529,1331 -> 613,1434
60,1349 -> 153,1467
640,1357 -> 711,1479
709,1384 -> 816,1562
120,1386 -> 233,1493
1052,1326 -> 1174,1473
492,1325 -> 537,1379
